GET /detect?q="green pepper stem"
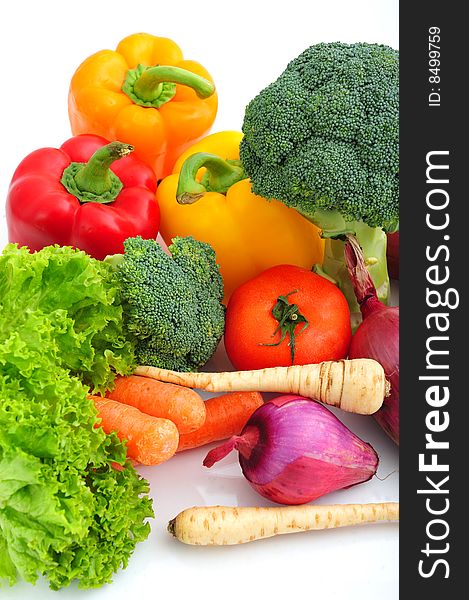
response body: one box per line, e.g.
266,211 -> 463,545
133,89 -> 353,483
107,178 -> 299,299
60,142 -> 133,204
176,152 -> 246,204
133,65 -> 215,103
73,142 -> 133,196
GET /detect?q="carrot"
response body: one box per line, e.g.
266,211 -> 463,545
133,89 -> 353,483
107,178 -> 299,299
135,358 -> 388,415
91,395 -> 179,466
168,502 -> 399,546
177,392 -> 264,452
106,374 -> 206,434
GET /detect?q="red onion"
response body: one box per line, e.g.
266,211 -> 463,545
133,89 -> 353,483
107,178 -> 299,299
203,395 -> 378,505
387,232 -> 400,280
345,235 -> 399,444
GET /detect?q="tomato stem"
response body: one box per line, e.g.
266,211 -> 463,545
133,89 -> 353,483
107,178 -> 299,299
260,290 -> 309,364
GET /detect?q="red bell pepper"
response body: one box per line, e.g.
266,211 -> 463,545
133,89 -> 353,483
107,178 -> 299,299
6,134 -> 160,260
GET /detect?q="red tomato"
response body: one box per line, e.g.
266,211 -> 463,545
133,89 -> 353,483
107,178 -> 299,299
224,265 -> 352,370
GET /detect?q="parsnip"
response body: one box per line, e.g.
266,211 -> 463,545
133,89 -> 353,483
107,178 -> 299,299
135,358 -> 388,415
168,502 -> 399,545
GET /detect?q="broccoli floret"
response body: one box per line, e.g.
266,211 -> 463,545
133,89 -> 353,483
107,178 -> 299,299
240,42 -> 399,308
108,236 -> 225,371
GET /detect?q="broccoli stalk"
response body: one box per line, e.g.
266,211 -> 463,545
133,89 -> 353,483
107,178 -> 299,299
298,210 -> 393,310
239,42 -> 399,311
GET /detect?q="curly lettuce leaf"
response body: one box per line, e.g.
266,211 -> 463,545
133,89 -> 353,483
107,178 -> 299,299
0,245 -> 153,589
0,244 -> 135,392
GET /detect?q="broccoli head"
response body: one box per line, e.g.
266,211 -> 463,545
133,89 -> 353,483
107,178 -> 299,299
240,42 -> 399,308
108,236 -> 225,371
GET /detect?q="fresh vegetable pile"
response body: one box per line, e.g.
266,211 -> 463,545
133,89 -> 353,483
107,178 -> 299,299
1,33 -> 399,589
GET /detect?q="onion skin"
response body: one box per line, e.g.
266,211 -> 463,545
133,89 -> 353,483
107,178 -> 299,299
349,308 -> 400,444
345,235 -> 400,444
204,395 -> 379,506
387,232 -> 399,280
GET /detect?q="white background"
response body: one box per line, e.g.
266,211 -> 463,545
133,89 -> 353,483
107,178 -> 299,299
0,1 -> 399,599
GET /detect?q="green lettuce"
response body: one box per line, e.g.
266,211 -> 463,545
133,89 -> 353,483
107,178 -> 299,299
0,243 -> 135,393
0,245 -> 153,589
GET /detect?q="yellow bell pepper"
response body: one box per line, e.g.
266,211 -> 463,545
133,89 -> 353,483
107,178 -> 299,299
156,131 -> 324,302
68,33 -> 218,181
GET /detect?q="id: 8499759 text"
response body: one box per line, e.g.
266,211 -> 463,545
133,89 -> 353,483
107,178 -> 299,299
428,26 -> 441,107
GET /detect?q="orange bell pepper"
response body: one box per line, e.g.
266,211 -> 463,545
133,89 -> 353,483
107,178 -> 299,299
156,131 -> 324,302
68,33 -> 218,180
